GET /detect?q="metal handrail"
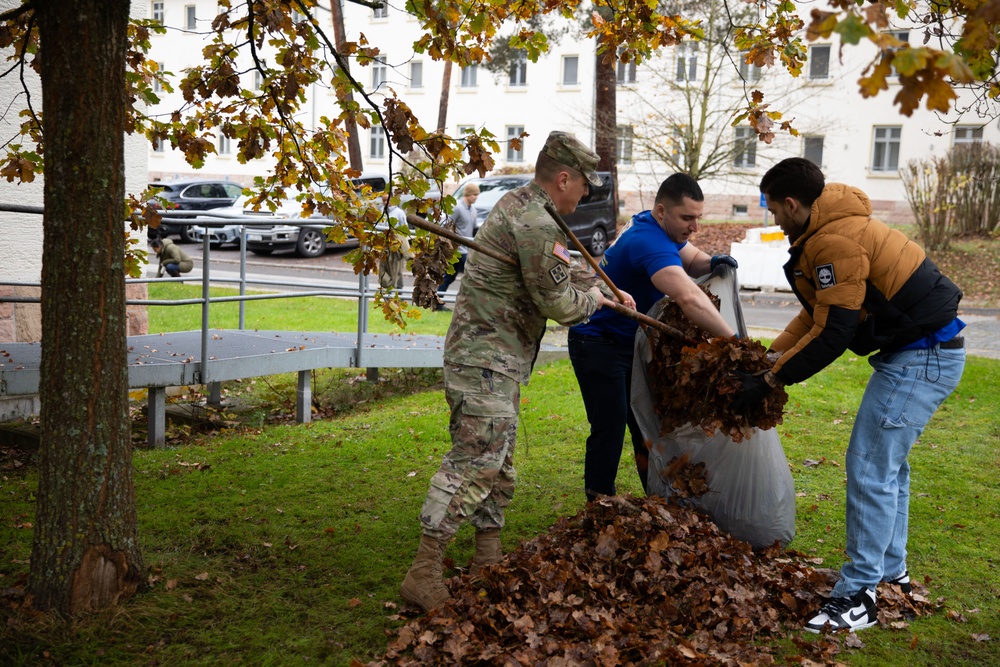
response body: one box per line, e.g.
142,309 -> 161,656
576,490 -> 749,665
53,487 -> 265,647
0,209 -> 412,386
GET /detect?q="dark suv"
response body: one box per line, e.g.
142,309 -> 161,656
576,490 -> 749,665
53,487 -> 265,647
149,179 -> 244,242
453,172 -> 617,255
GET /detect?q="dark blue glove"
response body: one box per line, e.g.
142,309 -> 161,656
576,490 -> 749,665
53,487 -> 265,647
731,371 -> 773,413
711,254 -> 739,271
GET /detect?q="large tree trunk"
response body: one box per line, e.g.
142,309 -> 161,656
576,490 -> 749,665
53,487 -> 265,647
594,39 -> 618,209
330,0 -> 364,171
28,0 -> 144,615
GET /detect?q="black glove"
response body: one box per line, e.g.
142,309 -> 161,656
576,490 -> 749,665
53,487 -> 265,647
711,254 -> 739,271
731,371 -> 774,413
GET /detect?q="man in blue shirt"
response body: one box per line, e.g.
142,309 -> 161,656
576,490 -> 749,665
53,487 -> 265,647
569,173 -> 736,501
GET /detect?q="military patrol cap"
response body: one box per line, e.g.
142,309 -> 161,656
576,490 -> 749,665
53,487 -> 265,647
540,131 -> 602,187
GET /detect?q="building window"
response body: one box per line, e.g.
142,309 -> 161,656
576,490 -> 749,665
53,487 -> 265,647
506,125 -> 524,162
184,5 -> 196,30
809,44 -> 831,79
291,10 -> 306,23
509,50 -> 527,87
562,55 -> 579,85
457,124 -> 475,160
871,126 -> 901,172
460,64 -> 478,88
371,56 -> 387,91
617,47 -> 636,84
152,137 -> 165,153
803,136 -> 824,166
153,61 -> 164,92
739,54 -> 762,82
733,126 -> 756,169
218,134 -> 231,155
616,125 -> 634,165
152,1 -> 164,24
253,70 -> 264,92
372,4 -> 388,19
732,204 -> 748,216
370,125 -> 385,159
953,126 -> 984,146
409,61 -> 423,89
883,30 -> 910,76
675,42 -> 698,82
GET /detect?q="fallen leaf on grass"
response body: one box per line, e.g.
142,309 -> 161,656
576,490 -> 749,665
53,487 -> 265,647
972,633 -> 991,642
194,572 -> 209,581
164,579 -> 177,591
349,598 -> 362,608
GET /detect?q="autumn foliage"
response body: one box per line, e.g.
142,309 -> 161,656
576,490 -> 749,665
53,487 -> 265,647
646,289 -> 787,443
369,495 -> 937,666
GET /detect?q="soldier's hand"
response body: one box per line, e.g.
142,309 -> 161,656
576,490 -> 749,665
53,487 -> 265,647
616,290 -> 636,312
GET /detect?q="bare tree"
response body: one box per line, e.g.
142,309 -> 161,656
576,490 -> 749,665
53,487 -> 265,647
625,0 -> 764,181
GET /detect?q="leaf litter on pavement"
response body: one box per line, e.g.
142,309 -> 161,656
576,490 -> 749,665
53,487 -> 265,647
367,494 -> 938,666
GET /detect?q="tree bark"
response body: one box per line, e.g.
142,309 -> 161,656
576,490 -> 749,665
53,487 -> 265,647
594,38 -> 618,210
437,60 -> 452,133
28,0 -> 144,615
330,0 -> 364,171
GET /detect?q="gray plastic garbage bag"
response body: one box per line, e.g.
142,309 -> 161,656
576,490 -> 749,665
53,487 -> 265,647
631,265 -> 796,548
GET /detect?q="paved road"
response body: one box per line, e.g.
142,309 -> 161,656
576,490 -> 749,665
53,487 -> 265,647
175,242 -> 1000,360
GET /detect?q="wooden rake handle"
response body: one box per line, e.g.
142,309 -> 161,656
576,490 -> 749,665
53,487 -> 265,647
543,204 -> 691,342
405,212 -> 689,342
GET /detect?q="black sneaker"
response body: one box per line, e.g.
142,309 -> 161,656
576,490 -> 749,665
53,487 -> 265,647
884,570 -> 912,594
804,588 -> 877,633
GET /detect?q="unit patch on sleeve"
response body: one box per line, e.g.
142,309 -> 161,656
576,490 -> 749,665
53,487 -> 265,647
549,263 -> 569,284
815,263 -> 836,289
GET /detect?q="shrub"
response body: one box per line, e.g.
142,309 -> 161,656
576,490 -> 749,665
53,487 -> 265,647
902,142 -> 1000,251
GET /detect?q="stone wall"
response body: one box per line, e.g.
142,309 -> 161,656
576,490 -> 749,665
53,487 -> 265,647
0,283 -> 147,344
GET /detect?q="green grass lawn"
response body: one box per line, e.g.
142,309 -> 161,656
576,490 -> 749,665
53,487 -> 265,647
145,283 -> 453,336
2,345 -> 999,665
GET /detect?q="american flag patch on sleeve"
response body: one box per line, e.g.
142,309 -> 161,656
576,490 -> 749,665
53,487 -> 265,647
552,241 -> 571,264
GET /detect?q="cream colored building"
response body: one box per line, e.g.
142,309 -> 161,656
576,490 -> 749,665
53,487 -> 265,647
143,0 -> 998,225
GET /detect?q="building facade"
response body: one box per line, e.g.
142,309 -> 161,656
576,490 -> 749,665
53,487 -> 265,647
145,1 -> 999,224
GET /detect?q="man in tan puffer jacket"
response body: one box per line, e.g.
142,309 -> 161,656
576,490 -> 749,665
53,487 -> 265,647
734,157 -> 965,634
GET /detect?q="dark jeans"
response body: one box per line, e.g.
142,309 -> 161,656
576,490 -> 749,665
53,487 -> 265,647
164,262 -> 181,277
568,330 -> 648,501
438,253 -> 467,293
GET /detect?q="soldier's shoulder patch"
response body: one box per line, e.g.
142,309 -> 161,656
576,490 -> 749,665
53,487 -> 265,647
551,241 -> 572,265
815,263 -> 836,289
548,263 -> 569,285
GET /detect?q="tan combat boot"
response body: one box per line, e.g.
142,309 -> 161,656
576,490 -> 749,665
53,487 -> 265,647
399,534 -> 451,612
470,528 -> 502,576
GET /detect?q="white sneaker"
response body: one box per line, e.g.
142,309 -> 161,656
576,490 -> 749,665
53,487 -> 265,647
804,588 -> 877,633
884,570 -> 912,594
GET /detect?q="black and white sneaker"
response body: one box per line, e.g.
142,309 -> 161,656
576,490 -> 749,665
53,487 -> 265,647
884,570 -> 912,594
804,588 -> 877,633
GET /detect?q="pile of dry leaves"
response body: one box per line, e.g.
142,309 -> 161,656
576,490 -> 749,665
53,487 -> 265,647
646,288 -> 788,443
367,495 -> 936,667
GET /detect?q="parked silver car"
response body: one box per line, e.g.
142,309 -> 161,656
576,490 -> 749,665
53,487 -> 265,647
192,173 -> 441,258
150,179 -> 244,242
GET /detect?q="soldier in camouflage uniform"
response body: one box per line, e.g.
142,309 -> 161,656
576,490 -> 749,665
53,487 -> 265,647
400,131 -> 635,612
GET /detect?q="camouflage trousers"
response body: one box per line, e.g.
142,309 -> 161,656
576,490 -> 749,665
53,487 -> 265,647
419,364 -> 520,541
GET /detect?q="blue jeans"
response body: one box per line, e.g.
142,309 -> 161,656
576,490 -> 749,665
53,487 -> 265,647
568,331 -> 648,501
832,344 -> 965,597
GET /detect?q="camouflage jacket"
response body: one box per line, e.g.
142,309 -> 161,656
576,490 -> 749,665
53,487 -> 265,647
444,181 -> 607,384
